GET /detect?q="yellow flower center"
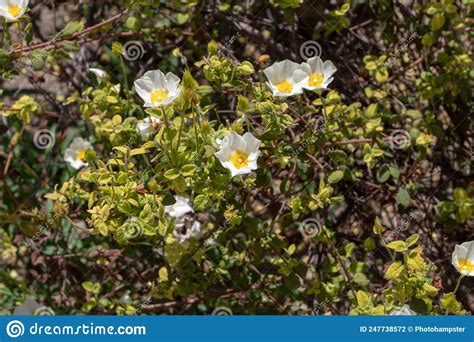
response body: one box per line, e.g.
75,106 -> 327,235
308,73 -> 324,87
76,149 -> 87,161
150,121 -> 161,129
150,89 -> 169,103
458,259 -> 474,273
7,5 -> 22,18
230,151 -> 249,169
276,80 -> 293,93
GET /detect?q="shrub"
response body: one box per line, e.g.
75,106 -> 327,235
0,0 -> 472,315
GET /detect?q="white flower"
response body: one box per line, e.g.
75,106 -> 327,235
164,196 -> 201,242
137,116 -> 161,139
88,68 -> 107,82
173,220 -> 201,242
0,0 -> 28,21
216,134 -> 232,148
299,56 -> 337,91
64,137 -> 93,170
165,196 -> 194,218
452,240 -> 474,276
389,305 -> 416,316
214,131 -> 261,177
133,70 -> 180,107
263,59 -> 307,97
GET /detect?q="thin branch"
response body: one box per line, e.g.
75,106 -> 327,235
9,8 -> 130,55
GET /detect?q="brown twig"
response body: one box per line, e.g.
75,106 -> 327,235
387,57 -> 423,82
9,8 -> 130,55
142,288 -> 243,311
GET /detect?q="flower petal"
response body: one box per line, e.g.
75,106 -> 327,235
134,79 -> 154,102
307,56 -> 323,74
322,60 -> 337,79
242,132 -> 261,153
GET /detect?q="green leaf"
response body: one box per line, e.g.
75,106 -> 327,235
388,165 -> 401,179
344,242 -> 356,257
356,290 -> 371,307
353,273 -> 370,286
430,13 -> 445,31
384,262 -> 404,280
334,3 -> 350,16
127,198 -> 139,207
397,188 -> 411,208
175,176 -> 186,192
373,217 -> 384,235
207,40 -> 218,55
163,193 -> 176,206
423,283 -> 439,297
287,244 -> 296,255
237,95 -> 251,112
82,281 -> 94,292
375,68 -> 389,82
237,61 -> 255,75
60,21 -> 84,36
81,298 -> 97,312
365,61 -> 377,71
176,13 -> 189,25
130,147 -> 147,156
112,115 -> 122,125
364,237 -> 376,251
453,188 -> 467,200
158,267 -> 168,282
422,33 -> 434,47
328,170 -> 344,184
405,234 -> 419,247
194,194 -> 210,211
181,164 -> 196,176
440,292 -> 462,313
386,240 -> 408,252
82,281 -> 100,294
164,168 -> 180,180
142,141 -> 155,149
376,165 -> 390,183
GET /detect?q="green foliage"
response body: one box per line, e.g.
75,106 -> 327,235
0,0 -> 472,316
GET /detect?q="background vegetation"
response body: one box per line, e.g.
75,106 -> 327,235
0,0 -> 472,315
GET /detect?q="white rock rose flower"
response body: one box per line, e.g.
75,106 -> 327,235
214,131 -> 261,177
88,68 -> 107,82
299,56 -> 337,91
133,70 -> 181,107
164,196 -> 201,242
0,0 -> 28,21
137,116 -> 161,139
216,134 -> 232,148
165,196 -> 194,218
452,240 -> 474,276
263,59 -> 307,97
389,304 -> 416,316
173,220 -> 201,242
64,137 -> 93,170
